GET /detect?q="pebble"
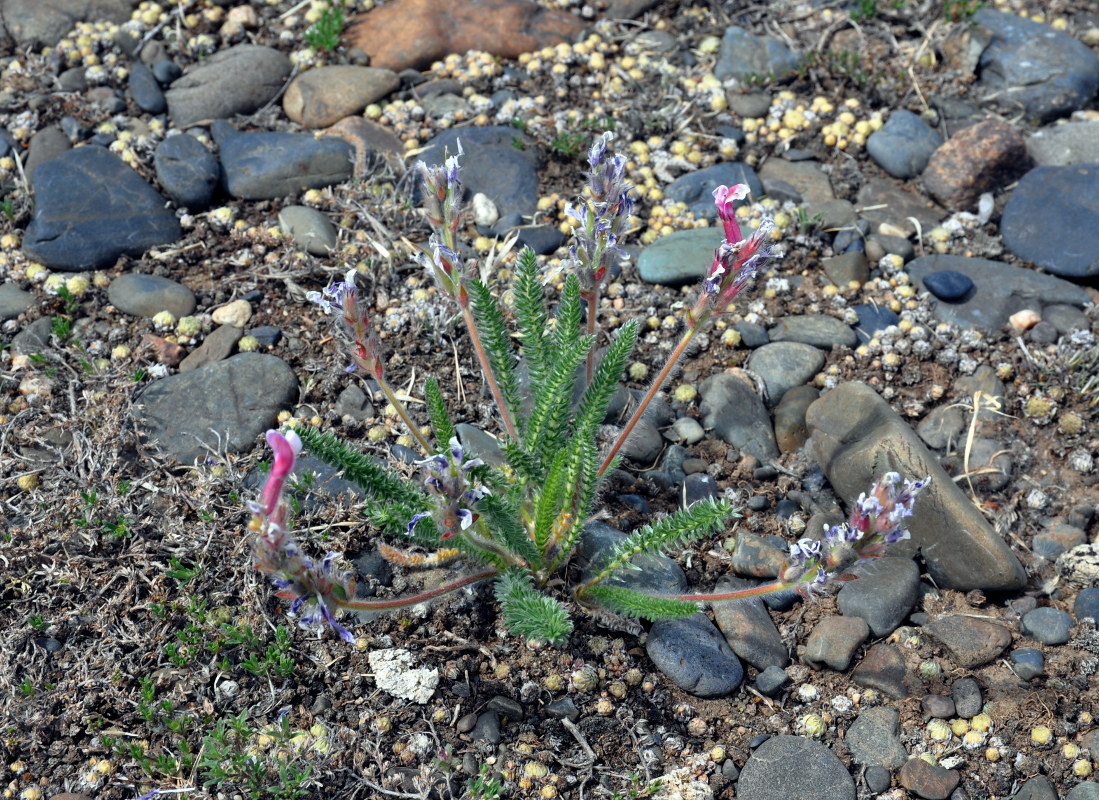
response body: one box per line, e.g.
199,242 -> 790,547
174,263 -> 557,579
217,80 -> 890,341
152,59 -> 182,85
619,418 -> 663,465
975,9 -> 1099,123
664,162 -> 763,220
343,0 -> 585,72
921,270 -> 974,303
1026,121 -> 1099,166
1010,648 -> 1045,680
669,417 -> 705,445
486,695 -> 523,721
470,710 -> 501,744
278,205 -> 338,256
108,274 -> 196,318
940,437 -> 1011,492
809,383 -> 1025,590
851,304 -> 899,344
921,695 -> 955,719
899,756 -> 959,800
682,473 -> 717,506
951,677 -> 983,717
417,127 -> 543,232
637,228 -> 715,286
726,92 -> 773,119
823,252 -> 869,285
851,643 -> 907,698
831,219 -> 869,254
769,315 -> 857,350
154,133 -> 220,210
916,406 -> 964,450
544,698 -> 579,721
0,283 -> 36,321
1068,784 -> 1099,800
136,353 -> 298,464
755,665 -> 788,696
165,45 -> 292,129
282,66 -> 400,129
865,765 -> 892,794
1002,164 -> 1099,280
746,342 -> 825,408
178,325 -> 242,372
645,613 -> 744,698
715,26 -> 802,83
1042,304 -> 1090,335
24,146 -> 181,270
866,109 -> 942,179
803,615 -> 869,671
837,557 -> 920,637
11,317 -> 51,356
1075,587 -> 1099,624
908,255 -> 1091,331
922,118 -> 1027,211
737,735 -> 855,800
7,0 -> 131,47
773,385 -> 818,454
699,372 -> 779,461
213,121 -> 355,200
211,299 -> 252,328
867,233 -> 915,262
1020,607 -> 1075,645
513,224 -> 565,256
807,198 -> 857,230
728,531 -> 785,579
1032,522 -> 1087,562
735,320 -> 769,347
711,576 -> 788,670
856,178 -> 945,236
927,616 -> 1012,668
128,62 -> 166,114
245,326 -> 281,350
1014,776 -> 1059,800
846,707 -> 908,769
757,158 -> 834,204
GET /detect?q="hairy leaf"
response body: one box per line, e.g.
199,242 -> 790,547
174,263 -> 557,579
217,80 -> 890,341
468,279 -> 521,423
573,318 -> 638,438
581,585 -> 700,621
495,569 -> 573,644
424,376 -> 456,448
514,248 -> 550,400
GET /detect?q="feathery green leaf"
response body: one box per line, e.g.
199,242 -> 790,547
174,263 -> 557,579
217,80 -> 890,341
580,585 -> 700,621
296,425 -> 426,510
551,274 -> 583,357
514,248 -> 550,397
424,376 -> 456,448
468,279 -> 521,422
523,334 -> 592,469
495,569 -> 573,644
477,493 -> 540,568
573,318 -> 637,438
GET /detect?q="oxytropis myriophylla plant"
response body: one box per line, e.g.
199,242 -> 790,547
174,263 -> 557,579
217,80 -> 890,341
247,133 -> 931,645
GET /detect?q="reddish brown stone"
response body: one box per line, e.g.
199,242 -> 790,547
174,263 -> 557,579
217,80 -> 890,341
343,0 -> 586,72
852,642 -> 908,698
899,757 -> 960,800
143,333 -> 186,366
922,117 -> 1029,210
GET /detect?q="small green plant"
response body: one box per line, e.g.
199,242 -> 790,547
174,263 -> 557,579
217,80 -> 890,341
18,679 -> 34,697
28,614 -> 46,630
465,762 -> 503,800
50,315 -> 71,342
851,0 -> 878,22
944,0 -> 984,20
0,196 -> 14,221
132,368 -> 147,382
165,556 -> 203,585
304,2 -> 344,53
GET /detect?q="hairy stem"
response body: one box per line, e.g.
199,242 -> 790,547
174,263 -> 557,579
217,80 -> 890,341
598,323 -> 700,477
335,568 -> 499,612
461,305 -> 520,441
666,579 -> 795,604
375,375 -> 433,454
583,284 -> 600,386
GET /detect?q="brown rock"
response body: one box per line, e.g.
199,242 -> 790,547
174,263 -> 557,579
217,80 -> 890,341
143,333 -> 185,366
857,178 -> 945,236
179,325 -> 243,373
774,385 -> 819,454
925,615 -> 1012,668
283,66 -> 400,129
344,0 -> 585,72
729,531 -> 785,578
922,118 -> 1029,210
852,642 -> 908,698
758,158 -> 834,204
899,757 -> 960,800
804,615 -> 869,671
321,116 -> 405,176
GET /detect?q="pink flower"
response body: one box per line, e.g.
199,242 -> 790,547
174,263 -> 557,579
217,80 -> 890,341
261,428 -> 302,519
712,184 -> 749,243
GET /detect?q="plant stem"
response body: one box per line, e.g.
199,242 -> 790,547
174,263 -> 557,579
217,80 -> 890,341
666,579 -> 795,604
375,375 -> 433,454
583,284 -> 600,386
598,323 -> 701,477
336,568 -> 499,612
461,305 -> 520,441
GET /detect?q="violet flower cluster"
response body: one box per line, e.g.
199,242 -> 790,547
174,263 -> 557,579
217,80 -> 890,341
415,141 -> 472,307
780,472 -> 931,597
565,131 -> 634,292
306,267 -> 385,380
406,436 -> 490,539
250,429 -> 356,642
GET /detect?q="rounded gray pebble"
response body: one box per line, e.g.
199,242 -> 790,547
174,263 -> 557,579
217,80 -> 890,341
951,677 -> 983,718
865,765 -> 891,794
1021,607 -> 1075,645
108,273 -> 196,318
738,735 -> 856,800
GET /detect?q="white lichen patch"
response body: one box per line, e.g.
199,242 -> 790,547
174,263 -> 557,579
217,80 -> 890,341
367,648 -> 439,704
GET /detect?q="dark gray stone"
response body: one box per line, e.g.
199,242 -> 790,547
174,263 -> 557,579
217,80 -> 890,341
746,342 -> 825,408
1032,521 -> 1086,561
852,304 -> 899,343
922,270 -> 974,302
213,121 -> 354,200
715,27 -> 802,83
153,59 -> 183,85
712,577 -> 788,670
927,616 -> 1012,668
768,315 -> 857,349
804,615 -> 869,671
1067,782 -> 1099,800
646,613 -> 744,698
975,9 -> 1099,123
278,205 -> 338,256
866,109 -> 943,179
1020,606 -> 1075,645
737,735 -> 855,800
166,45 -> 292,129
1043,304 -> 1090,335
1010,648 -> 1045,680
755,665 -> 788,696
916,406 -> 964,450
1001,164 -> 1099,280
838,557 -> 920,638
25,126 -> 72,185
922,695 -> 955,719
129,62 -> 166,113
951,676 -> 983,718
1076,587 -> 1099,623
851,642 -> 908,698
23,147 -> 181,271
865,766 -> 892,794
136,353 -> 298,464
513,224 -> 565,255
108,273 -> 196,318
700,372 -> 778,460
665,162 -> 763,220
470,711 -> 501,744
2,0 -> 133,48
846,707 -> 908,769
1014,776 -> 1058,800
155,133 -> 219,210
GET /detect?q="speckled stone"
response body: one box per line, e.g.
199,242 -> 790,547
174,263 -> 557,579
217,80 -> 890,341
737,735 -> 855,800
851,642 -> 908,698
927,616 -> 1012,668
